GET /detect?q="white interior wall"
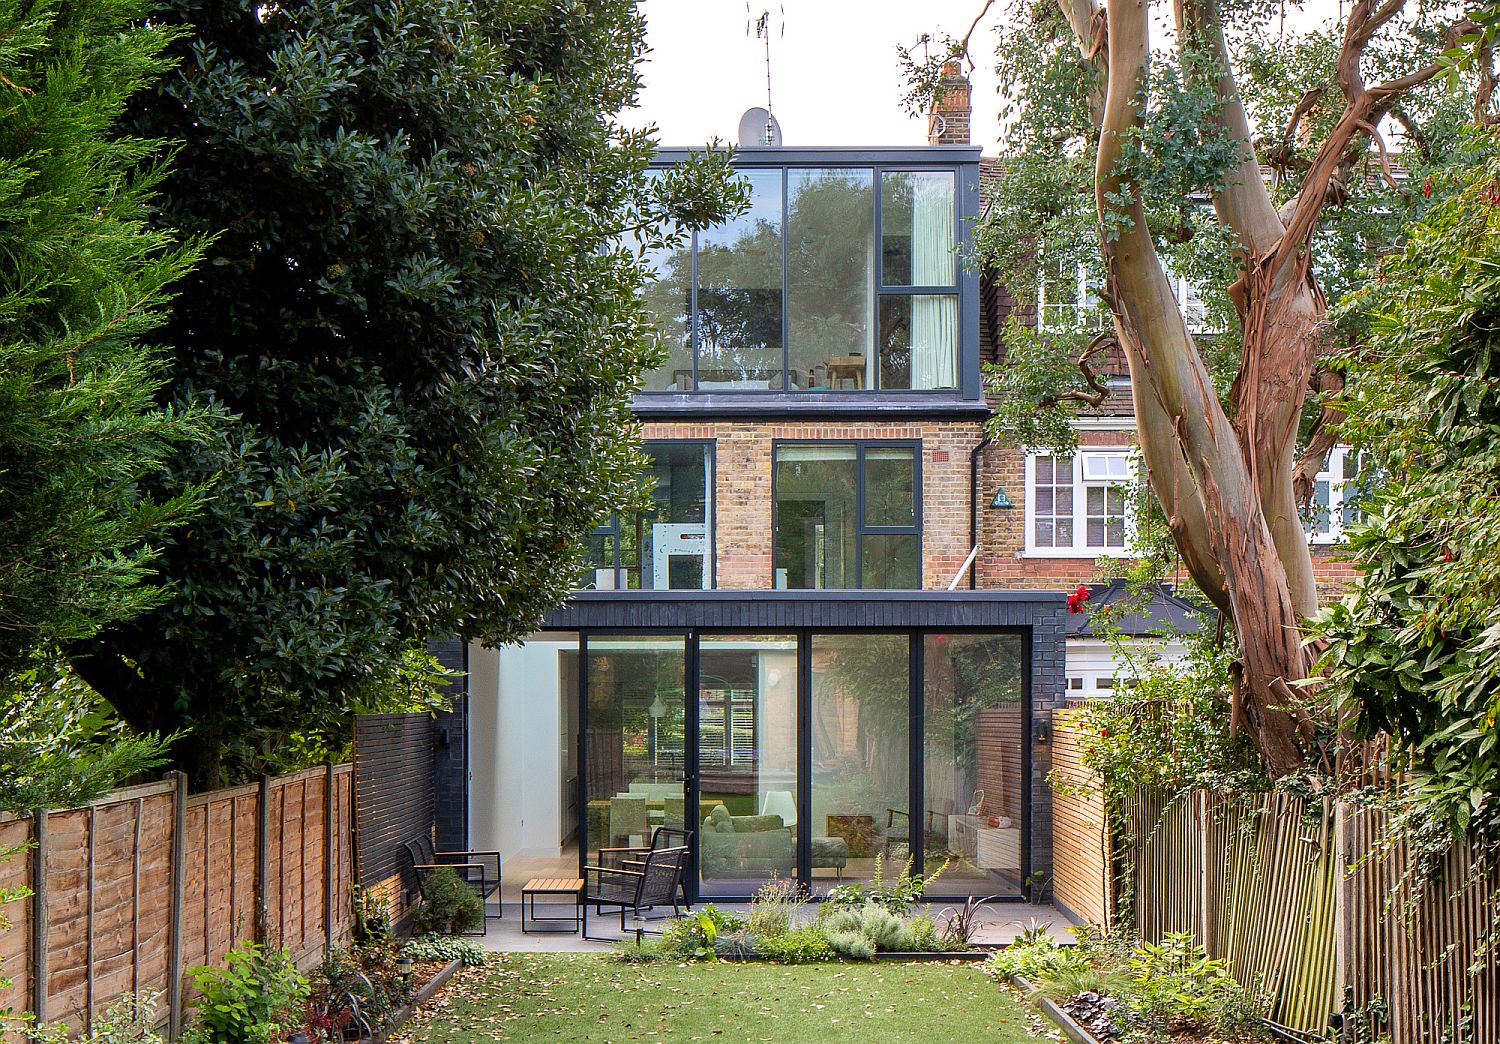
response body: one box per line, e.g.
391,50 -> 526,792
466,637 -> 573,862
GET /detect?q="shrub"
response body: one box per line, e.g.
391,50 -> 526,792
412,867 -> 484,936
824,854 -> 948,915
747,875 -> 808,940
819,901 -> 941,958
985,931 -> 1090,982
401,934 -> 486,968
614,936 -> 671,963
757,923 -> 835,963
661,906 -> 747,959
899,913 -> 942,952
181,944 -> 306,1044
28,990 -> 164,1043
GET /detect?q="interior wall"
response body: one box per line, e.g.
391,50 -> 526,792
466,637 -> 573,861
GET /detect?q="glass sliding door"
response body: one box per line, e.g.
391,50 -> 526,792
809,633 -> 910,892
583,636 -> 688,865
696,634 -> 800,897
923,633 -> 1025,895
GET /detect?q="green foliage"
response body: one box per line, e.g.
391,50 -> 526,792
402,934 -> 486,968
989,929 -> 1264,1041
755,923 -> 836,964
0,0 -> 209,668
74,0 -> 745,786
305,941 -> 414,1038
746,875 -> 809,940
818,900 -> 947,958
0,660 -> 171,814
824,854 -> 946,915
351,886 -> 392,945
182,944 -> 307,1044
412,867 -> 484,937
660,905 -> 746,959
27,990 -> 164,1043
1315,138 -> 1500,861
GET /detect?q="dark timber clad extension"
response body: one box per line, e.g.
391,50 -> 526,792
541,589 -> 1068,900
355,713 -> 438,904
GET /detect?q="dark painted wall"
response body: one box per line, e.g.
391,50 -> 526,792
428,637 -> 469,851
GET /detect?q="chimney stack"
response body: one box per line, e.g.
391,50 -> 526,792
927,60 -> 971,146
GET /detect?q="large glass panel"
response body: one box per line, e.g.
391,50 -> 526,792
695,170 -> 784,391
810,634 -> 910,892
773,445 -> 857,589
880,171 -> 955,287
631,183 -> 693,390
877,294 -> 958,390
786,168 -> 874,391
860,534 -> 919,589
697,634 -> 801,897
620,443 -> 713,590
923,634 -> 1025,896
584,636 -> 688,864
862,447 -> 916,527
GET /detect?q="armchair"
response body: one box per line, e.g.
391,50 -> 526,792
403,834 -> 502,931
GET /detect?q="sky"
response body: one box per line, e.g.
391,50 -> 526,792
622,0 -> 1344,151
622,0 -> 1011,149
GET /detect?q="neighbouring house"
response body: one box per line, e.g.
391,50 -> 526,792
430,65 -> 1358,913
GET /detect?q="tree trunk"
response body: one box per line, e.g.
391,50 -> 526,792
1096,0 -> 1311,776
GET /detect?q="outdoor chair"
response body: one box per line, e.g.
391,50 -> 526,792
403,834 -> 502,931
581,844 -> 689,941
596,826 -> 694,916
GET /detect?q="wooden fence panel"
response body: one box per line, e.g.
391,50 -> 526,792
0,812 -> 34,1018
1049,707 -> 1110,927
2,766 -> 354,1036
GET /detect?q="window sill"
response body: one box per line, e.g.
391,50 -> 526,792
1017,548 -> 1132,560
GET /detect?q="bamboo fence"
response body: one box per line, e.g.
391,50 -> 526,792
1115,789 -> 1499,1043
0,765 -> 355,1038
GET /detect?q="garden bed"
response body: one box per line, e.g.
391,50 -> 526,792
368,959 -> 460,1044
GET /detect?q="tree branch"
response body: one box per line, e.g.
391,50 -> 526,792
1040,332 -> 1115,409
1292,371 -> 1346,509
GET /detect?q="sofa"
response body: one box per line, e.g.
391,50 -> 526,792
699,805 -> 849,879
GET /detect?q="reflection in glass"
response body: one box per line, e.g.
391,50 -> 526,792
923,633 -> 1024,895
630,198 -> 693,390
880,171 -> 955,287
695,170 -> 784,390
590,444 -> 712,590
810,634 -> 910,892
773,445 -> 857,589
786,169 -> 874,391
878,294 -> 958,390
862,447 -> 916,526
697,635 -> 801,897
584,637 -> 687,864
860,534 -> 918,589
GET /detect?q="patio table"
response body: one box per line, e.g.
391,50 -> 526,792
521,877 -> 584,934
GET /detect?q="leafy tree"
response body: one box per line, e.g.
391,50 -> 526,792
1314,141 -> 1500,856
907,0 -> 1482,775
0,0 -> 207,667
71,0 -> 745,786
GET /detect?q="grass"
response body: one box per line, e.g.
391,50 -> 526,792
397,953 -> 1038,1043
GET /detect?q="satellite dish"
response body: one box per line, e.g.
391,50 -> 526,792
737,107 -> 783,147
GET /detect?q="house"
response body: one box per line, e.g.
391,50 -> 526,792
431,66 -> 1358,911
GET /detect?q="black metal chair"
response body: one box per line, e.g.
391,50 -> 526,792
403,834 -> 502,931
581,844 -> 689,941
595,826 -> 694,915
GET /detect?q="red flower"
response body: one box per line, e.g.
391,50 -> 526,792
1423,175 -> 1433,198
1100,728 -> 1110,738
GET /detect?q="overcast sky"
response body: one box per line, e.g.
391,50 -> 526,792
622,0 -> 1342,151
622,0 -> 1011,149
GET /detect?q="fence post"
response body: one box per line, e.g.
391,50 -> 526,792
1196,790 -> 1219,957
167,771 -> 188,1040
324,763 -> 336,953
1332,800 -> 1354,1028
255,775 -> 271,946
29,808 -> 48,1024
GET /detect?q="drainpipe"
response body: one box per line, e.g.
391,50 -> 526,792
968,435 -> 992,590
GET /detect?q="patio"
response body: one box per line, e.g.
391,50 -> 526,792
476,898 -> 1076,953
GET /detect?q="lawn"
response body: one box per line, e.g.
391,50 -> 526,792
397,953 -> 1039,1043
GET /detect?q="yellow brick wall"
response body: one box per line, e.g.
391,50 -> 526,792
641,418 -> 1355,597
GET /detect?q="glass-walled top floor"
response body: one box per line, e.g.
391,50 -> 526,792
634,151 -> 980,398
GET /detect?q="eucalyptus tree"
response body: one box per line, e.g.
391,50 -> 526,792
908,0 -> 1481,775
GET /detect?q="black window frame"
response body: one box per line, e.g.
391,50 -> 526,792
769,438 -> 923,590
586,439 -> 717,591
637,149 -> 980,399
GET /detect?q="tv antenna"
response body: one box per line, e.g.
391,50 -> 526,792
746,5 -> 785,145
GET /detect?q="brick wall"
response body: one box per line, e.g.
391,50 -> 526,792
641,418 -> 987,591
642,416 -> 1354,606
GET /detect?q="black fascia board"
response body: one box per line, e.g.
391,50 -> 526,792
543,588 -> 1067,632
652,145 -> 984,166
630,394 -> 991,420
